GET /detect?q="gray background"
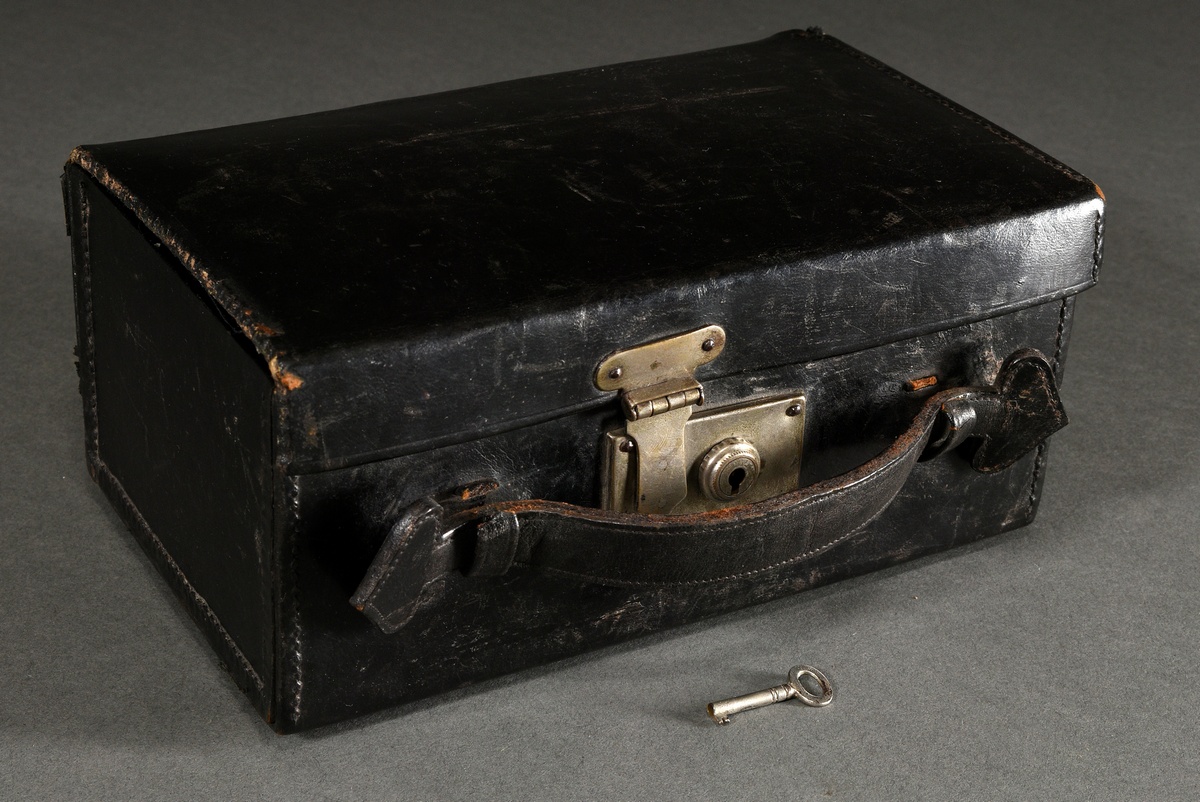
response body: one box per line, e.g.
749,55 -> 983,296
2,0 -> 1196,799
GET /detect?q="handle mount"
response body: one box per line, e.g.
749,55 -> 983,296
351,349 -> 1066,634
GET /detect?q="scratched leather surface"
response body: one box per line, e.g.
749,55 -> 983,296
67,30 -> 1103,471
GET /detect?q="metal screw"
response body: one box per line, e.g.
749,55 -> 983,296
618,438 -> 635,453
608,366 -> 623,380
786,403 -> 803,417
701,338 -> 716,352
706,664 -> 833,725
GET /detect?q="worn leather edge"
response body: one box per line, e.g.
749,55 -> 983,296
64,149 -> 297,387
1092,208 -> 1106,284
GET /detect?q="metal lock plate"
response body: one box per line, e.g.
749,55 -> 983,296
600,394 -> 805,514
594,325 -> 804,515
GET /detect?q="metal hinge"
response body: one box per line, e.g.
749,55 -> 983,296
595,325 -> 723,420
595,326 -> 804,515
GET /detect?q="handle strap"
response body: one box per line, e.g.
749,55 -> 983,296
352,349 -> 1066,633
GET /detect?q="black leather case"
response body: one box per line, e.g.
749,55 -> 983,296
64,30 -> 1104,732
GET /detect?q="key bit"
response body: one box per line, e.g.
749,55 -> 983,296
706,664 -> 834,725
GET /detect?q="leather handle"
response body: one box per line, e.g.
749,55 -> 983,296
352,349 -> 1066,634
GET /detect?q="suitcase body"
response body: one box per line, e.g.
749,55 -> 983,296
64,30 -> 1104,732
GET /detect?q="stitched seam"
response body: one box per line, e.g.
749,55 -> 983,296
1028,294 -> 1067,517
79,184 -> 99,457
1092,209 -> 1104,282
370,511 -> 452,629
1027,442 -> 1047,518
526,516 -> 874,589
367,511 -> 434,603
284,473 -> 303,725
365,539 -> 408,605
98,458 -> 265,690
1051,297 -> 1068,376
820,37 -> 1089,186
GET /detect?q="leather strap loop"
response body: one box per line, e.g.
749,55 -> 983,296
352,349 -> 1066,634
468,511 -> 522,578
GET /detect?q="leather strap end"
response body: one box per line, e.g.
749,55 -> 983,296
971,349 -> 1068,472
350,499 -> 450,634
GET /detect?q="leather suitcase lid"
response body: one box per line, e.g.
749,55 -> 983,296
69,30 -> 1104,472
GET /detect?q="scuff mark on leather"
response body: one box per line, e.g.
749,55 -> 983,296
268,356 -> 304,391
367,86 -> 789,151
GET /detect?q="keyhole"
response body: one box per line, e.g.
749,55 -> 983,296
698,438 -> 761,504
728,467 -> 747,494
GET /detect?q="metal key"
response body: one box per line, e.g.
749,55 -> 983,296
706,664 -> 834,725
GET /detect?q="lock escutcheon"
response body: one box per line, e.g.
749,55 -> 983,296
698,438 -> 762,502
